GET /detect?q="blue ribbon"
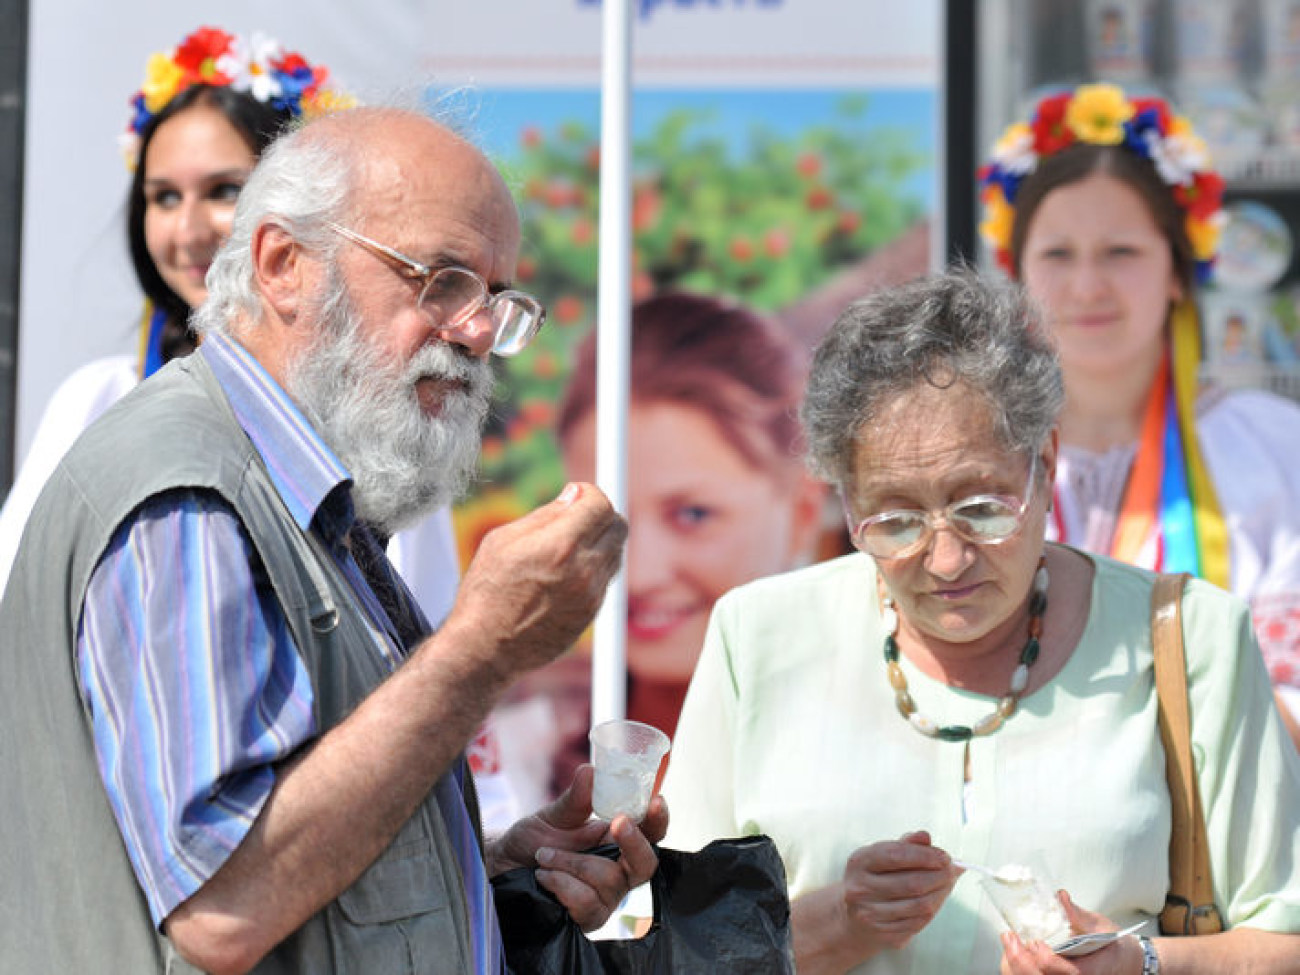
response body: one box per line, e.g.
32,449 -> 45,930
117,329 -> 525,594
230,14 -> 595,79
1158,379 -> 1199,576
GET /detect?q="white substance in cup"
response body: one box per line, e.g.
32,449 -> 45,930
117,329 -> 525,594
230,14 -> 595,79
591,755 -> 655,821
588,719 -> 671,822
980,860 -> 1072,945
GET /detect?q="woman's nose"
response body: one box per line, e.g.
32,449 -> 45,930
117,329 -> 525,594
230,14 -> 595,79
175,197 -> 216,249
922,521 -> 971,580
626,519 -> 673,593
1066,258 -> 1108,300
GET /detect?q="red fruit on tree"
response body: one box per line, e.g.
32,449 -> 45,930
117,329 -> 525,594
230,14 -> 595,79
806,186 -> 833,210
796,151 -> 823,178
554,295 -> 584,324
763,228 -> 791,257
729,237 -> 755,262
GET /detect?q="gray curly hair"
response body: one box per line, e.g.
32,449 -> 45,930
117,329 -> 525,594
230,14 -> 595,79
800,267 -> 1064,488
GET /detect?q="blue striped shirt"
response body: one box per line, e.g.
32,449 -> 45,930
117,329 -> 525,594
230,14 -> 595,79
77,334 -> 500,971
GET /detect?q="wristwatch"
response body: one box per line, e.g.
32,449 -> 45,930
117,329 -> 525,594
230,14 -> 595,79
1137,935 -> 1161,975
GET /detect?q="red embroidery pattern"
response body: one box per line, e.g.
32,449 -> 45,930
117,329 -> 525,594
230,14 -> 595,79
1252,593 -> 1300,688
467,724 -> 503,776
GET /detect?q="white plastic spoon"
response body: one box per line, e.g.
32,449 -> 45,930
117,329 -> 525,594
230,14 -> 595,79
951,858 -> 1030,885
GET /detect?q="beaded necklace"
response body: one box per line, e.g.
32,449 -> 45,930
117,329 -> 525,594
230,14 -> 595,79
880,559 -> 1048,741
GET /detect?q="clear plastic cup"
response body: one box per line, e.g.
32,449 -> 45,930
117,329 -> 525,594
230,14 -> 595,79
978,853 -> 1072,946
588,719 -> 671,822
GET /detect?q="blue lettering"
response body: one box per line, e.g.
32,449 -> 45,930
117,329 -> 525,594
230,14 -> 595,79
577,0 -> 783,20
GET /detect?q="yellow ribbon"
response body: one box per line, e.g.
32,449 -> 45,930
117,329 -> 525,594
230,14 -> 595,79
1170,299 -> 1229,589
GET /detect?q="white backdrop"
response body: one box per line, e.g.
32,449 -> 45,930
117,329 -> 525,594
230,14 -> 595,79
18,0 -> 432,463
17,0 -> 937,463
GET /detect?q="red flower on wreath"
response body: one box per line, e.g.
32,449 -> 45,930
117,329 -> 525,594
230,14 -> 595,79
1030,92 -> 1074,155
1174,171 -> 1225,220
173,27 -> 235,85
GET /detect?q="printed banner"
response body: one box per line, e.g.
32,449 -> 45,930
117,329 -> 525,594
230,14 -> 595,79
20,0 -> 939,815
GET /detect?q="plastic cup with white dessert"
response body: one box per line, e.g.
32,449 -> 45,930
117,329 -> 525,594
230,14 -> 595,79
588,719 -> 671,822
972,852 -> 1073,946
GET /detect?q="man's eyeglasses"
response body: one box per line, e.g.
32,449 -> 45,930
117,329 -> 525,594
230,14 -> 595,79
846,457 -> 1039,560
326,221 -> 546,357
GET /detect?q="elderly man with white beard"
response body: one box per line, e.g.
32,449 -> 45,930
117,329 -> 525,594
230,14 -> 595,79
0,106 -> 664,975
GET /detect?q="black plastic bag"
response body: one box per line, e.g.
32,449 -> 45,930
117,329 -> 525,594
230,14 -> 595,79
491,834 -> 795,974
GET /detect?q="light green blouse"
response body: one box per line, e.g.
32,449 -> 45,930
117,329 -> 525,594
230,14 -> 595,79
661,547 -> 1300,974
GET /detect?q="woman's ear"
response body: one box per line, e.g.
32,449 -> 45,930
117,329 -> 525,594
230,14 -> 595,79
1168,268 -> 1185,307
785,473 -> 831,568
1042,426 -> 1060,497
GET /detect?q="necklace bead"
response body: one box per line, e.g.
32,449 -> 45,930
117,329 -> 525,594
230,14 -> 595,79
879,559 -> 1048,741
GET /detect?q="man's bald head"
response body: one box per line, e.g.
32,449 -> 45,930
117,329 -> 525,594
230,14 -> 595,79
192,105 -> 519,341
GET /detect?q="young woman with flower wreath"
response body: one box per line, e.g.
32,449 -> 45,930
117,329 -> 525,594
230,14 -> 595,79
980,82 -> 1300,750
0,26 -> 519,827
0,26 -> 348,592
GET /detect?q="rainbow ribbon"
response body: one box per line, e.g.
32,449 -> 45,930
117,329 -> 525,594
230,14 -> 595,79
1113,300 -> 1228,589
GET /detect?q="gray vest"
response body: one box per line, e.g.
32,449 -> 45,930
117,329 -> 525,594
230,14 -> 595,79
0,351 -> 478,973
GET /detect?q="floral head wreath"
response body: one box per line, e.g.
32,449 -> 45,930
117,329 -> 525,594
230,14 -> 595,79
119,26 -> 355,169
978,83 -> 1225,285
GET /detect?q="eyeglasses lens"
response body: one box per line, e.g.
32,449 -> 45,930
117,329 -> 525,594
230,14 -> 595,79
421,267 -> 486,326
421,268 -> 543,357
858,514 -> 926,556
950,499 -> 1021,540
490,298 -> 543,356
859,500 -> 1021,557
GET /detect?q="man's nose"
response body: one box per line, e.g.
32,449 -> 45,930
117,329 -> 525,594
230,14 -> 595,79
433,304 -> 496,359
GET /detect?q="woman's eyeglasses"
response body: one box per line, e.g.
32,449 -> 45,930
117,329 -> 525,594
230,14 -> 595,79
846,457 -> 1039,560
326,221 -> 546,357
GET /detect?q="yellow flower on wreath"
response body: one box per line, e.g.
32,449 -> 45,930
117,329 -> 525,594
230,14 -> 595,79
1186,214 -> 1222,263
1065,83 -> 1134,146
306,87 -> 358,118
979,182 -> 1015,268
141,53 -> 186,114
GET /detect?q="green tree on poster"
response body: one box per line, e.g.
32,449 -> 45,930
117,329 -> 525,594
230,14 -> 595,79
453,96 -> 927,561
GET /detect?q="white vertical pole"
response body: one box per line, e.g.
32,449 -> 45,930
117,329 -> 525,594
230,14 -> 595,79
591,0 -> 633,728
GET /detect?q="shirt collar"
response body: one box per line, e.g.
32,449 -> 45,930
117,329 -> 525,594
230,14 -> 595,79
199,333 -> 354,541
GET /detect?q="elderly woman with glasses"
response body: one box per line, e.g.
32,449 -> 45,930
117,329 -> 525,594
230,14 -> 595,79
659,269 -> 1300,975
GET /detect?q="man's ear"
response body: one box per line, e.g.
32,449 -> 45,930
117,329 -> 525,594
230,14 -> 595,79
251,221 -> 306,321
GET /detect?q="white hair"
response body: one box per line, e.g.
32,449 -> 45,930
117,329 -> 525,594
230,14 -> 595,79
190,120 -> 352,339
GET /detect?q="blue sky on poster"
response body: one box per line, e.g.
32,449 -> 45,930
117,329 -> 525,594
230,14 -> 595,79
418,2 -> 940,213
452,87 -> 937,209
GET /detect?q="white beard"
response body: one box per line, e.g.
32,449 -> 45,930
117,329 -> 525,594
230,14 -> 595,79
284,280 -> 494,534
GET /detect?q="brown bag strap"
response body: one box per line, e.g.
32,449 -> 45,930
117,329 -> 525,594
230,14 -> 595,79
1151,572 -> 1224,935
